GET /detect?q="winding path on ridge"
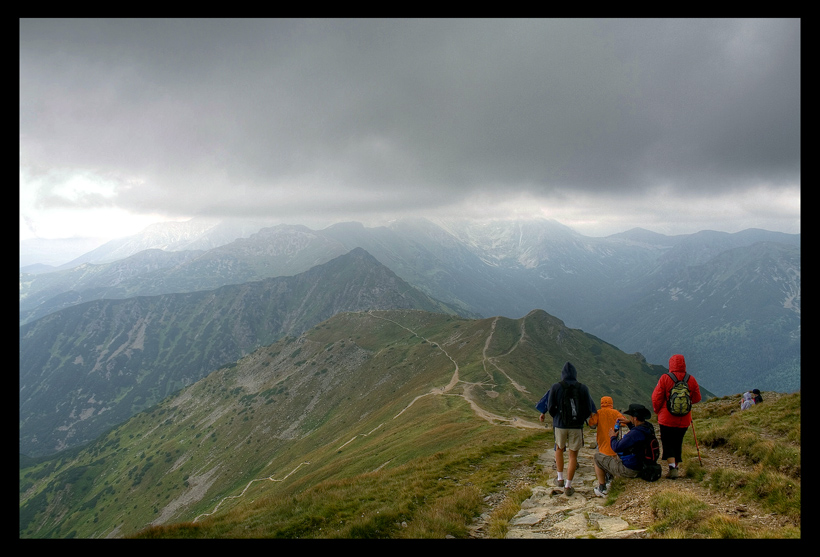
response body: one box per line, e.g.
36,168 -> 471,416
369,312 -> 540,428
185,312 -> 542,528
482,316 -> 530,394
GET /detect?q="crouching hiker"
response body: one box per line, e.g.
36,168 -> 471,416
593,403 -> 661,485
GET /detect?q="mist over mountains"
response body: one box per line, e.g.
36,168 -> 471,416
20,217 -> 799,457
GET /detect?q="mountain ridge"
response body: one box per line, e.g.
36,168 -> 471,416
20,217 -> 800,398
19,248 -> 469,457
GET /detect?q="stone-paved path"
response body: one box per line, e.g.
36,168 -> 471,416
504,427 -> 647,539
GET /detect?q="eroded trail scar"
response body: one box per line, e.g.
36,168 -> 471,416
483,316 -> 529,394
369,312 -> 539,428
191,461 -> 311,523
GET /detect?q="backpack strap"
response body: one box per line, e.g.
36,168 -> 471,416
667,371 -> 690,385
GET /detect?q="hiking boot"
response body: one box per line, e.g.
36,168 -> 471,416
564,486 -> 575,496
593,486 -> 607,498
667,467 -> 679,479
554,478 -> 564,487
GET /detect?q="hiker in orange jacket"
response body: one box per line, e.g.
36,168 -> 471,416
651,354 -> 701,479
588,396 -> 628,497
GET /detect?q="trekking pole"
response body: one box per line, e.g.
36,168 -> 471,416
690,419 -> 703,466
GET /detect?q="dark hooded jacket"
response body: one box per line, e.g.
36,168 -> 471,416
545,362 -> 597,429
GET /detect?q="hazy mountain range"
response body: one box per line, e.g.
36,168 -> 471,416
20,217 -> 798,459
20,248 -> 465,457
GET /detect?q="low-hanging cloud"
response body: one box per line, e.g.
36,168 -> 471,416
20,18 -> 800,238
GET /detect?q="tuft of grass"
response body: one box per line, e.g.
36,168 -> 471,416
485,485 -> 534,538
132,522 -> 203,539
647,490 -> 709,536
400,485 -> 484,538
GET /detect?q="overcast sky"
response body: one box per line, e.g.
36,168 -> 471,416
20,18 -> 800,242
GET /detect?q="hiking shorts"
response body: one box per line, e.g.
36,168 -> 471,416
594,452 -> 639,479
554,427 -> 584,452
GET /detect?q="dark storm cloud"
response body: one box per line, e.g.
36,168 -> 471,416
20,18 -> 800,230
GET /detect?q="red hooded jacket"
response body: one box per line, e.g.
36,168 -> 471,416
651,354 -> 701,428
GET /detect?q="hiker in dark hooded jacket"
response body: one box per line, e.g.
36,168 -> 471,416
539,362 -> 597,496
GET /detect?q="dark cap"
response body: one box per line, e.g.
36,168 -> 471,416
623,403 -> 651,421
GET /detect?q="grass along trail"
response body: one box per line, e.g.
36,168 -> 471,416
183,312 -> 546,531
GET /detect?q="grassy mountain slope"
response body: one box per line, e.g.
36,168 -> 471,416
20,308 -> 666,539
19,248 -> 467,458
592,241 -> 800,395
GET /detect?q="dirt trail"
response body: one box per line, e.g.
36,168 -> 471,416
483,316 -> 529,394
370,312 -> 541,429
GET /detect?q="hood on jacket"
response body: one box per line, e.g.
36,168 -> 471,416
600,396 -> 614,409
669,354 -> 686,375
743,392 -> 753,401
561,361 -> 578,382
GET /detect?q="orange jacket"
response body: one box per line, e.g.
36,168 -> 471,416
652,354 -> 702,428
588,396 -> 627,457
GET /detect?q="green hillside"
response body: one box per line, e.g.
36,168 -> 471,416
19,248 -> 469,458
20,308 -> 667,539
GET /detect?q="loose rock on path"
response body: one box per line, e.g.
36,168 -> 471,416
503,427 -> 648,539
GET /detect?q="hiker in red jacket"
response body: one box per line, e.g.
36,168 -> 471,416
651,354 -> 701,479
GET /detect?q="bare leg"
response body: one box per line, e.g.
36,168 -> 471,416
555,446 -> 564,475
593,457 -> 606,485
567,449 -> 578,480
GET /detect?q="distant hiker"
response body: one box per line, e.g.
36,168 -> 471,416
538,361 -> 596,496
588,396 -> 628,497
593,404 -> 658,482
741,391 -> 755,410
752,389 -> 764,404
651,354 -> 702,479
